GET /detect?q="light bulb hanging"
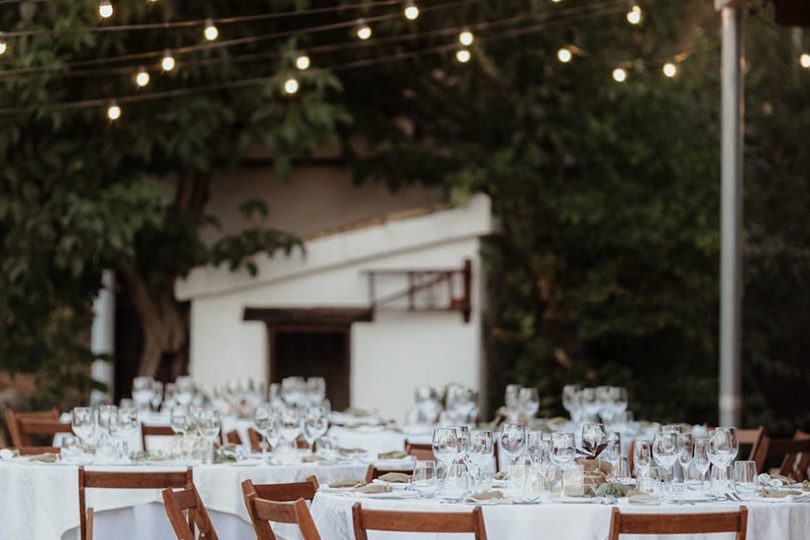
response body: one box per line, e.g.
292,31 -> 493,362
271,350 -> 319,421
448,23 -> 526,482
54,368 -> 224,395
404,0 -> 420,20
612,67 -> 627,82
557,47 -> 572,63
134,67 -> 150,87
203,19 -> 219,41
295,54 -> 311,71
626,3 -> 642,25
355,19 -> 372,40
456,49 -> 471,63
107,100 -> 121,121
161,49 -> 175,71
800,53 -> 810,69
458,29 -> 474,46
99,0 -> 114,19
284,78 -> 300,94
662,62 -> 677,78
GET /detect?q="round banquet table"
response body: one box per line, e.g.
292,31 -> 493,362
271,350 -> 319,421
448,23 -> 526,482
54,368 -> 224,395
310,491 -> 810,540
0,460 -> 368,540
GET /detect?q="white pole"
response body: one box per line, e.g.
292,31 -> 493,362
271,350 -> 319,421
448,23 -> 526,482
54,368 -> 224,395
90,270 -> 116,404
718,4 -> 744,427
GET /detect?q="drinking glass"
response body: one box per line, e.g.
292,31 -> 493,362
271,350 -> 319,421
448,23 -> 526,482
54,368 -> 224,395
653,431 -> 678,491
281,377 -> 306,408
280,407 -> 302,448
693,437 -> 710,489
163,383 -> 177,410
97,404 -> 118,437
595,386 -> 614,422
432,427 -> 459,481
550,432 -> 576,491
504,384 -> 523,422
132,376 -> 155,411
175,376 -> 195,406
580,387 -> 599,422
303,406 -> 329,453
411,460 -> 438,496
307,377 -> 326,407
638,466 -> 661,495
613,387 -> 629,416
562,384 -> 582,422
151,381 -> 164,412
527,431 -> 550,466
71,407 -> 97,450
634,440 -> 652,476
581,423 -> 608,456
605,432 -> 622,475
199,411 -> 221,463
734,460 -> 757,499
170,405 -> 188,435
113,407 -> 138,460
499,423 -> 527,467
677,433 -> 694,484
467,430 -> 494,489
518,387 -> 540,420
443,463 -> 470,500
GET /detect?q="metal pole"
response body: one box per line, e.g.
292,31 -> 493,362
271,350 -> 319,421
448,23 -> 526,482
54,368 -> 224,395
90,270 -> 116,404
719,5 -> 744,427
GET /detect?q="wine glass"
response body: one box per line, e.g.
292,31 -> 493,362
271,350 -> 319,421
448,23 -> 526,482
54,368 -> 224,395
527,431 -> 550,467
562,384 -> 582,422
132,376 -> 155,411
71,407 -> 97,451
518,387 -> 540,420
432,427 -> 459,482
113,407 -> 138,460
653,431 -> 679,491
595,386 -> 614,422
150,381 -> 164,412
280,407 -> 302,449
581,423 -> 608,456
677,433 -> 694,484
708,427 -> 738,490
580,387 -> 599,422
170,405 -> 188,435
605,432 -> 622,475
693,437 -> 711,489
307,377 -> 326,407
466,430 -> 494,490
634,440 -> 652,476
550,432 -> 576,491
303,406 -> 329,453
504,384 -> 523,422
175,376 -> 195,406
499,423 -> 527,468
97,404 -> 118,438
163,383 -> 177,411
199,411 -> 221,463
452,425 -> 470,463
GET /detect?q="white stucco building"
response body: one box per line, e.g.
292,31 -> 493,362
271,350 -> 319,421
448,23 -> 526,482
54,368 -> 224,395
175,168 -> 494,420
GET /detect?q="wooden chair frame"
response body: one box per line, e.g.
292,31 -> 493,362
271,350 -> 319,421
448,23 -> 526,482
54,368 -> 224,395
240,476 -> 319,503
608,506 -> 748,540
140,424 -> 177,451
15,446 -> 61,455
761,435 -> 810,480
78,466 -> 193,540
241,477 -> 321,540
405,442 -> 435,462
4,408 -> 59,447
162,482 -> 219,540
351,502 -> 488,539
364,464 -> 413,483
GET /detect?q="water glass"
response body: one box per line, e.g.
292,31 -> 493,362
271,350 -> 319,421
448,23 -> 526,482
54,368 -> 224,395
504,384 -> 523,422
634,440 -> 652,476
499,423 -> 527,466
693,437 -> 711,488
411,460 -> 438,496
467,430 -> 494,483
303,407 -> 329,453
734,460 -> 758,499
638,466 -> 661,495
432,426 -> 459,479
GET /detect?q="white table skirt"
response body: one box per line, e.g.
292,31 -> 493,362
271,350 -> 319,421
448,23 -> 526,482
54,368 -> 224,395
311,492 -> 810,540
0,461 -> 368,540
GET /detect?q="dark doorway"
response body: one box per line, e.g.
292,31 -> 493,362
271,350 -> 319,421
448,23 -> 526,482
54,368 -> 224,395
272,330 -> 350,410
243,307 -> 374,412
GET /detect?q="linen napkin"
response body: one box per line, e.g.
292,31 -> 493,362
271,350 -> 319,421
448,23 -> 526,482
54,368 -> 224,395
493,471 -> 510,481
354,484 -> 392,494
467,491 -> 504,503
759,488 -> 803,499
339,447 -> 366,455
628,494 -> 662,505
377,472 -> 411,483
329,479 -> 366,489
377,450 -> 408,460
28,453 -> 59,463
301,455 -> 327,464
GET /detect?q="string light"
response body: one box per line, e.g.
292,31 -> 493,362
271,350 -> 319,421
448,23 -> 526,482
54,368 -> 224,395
612,67 -> 627,82
203,19 -> 219,41
134,67 -> 150,87
551,0 -> 563,3
458,29 -> 474,46
557,47 -> 572,63
662,62 -> 677,78
283,77 -> 299,94
356,19 -> 372,40
99,0 -> 113,19
456,48 -> 471,63
161,49 -> 176,71
626,3 -> 642,25
0,33 -> 6,56
106,100 -> 121,121
800,53 -> 810,69
404,0 -> 420,20
295,54 -> 311,70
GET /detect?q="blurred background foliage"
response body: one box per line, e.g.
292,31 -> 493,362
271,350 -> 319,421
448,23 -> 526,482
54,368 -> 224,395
0,0 -> 808,434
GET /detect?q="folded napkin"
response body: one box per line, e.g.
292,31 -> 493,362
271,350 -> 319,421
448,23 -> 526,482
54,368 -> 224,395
760,488 -> 803,499
301,455 -> 327,464
353,484 -> 392,494
804,480 -> 810,492
0,448 -> 17,460
329,479 -> 366,489
377,472 -> 411,483
467,490 -> 504,503
28,453 -> 59,463
339,447 -> 366,455
378,450 -> 408,460
493,471 -> 510,481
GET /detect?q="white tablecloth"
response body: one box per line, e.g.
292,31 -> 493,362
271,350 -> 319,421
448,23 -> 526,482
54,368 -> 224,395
0,460 -> 368,540
311,492 -> 810,540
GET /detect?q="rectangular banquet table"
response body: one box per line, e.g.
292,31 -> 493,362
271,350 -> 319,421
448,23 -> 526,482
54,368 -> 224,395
310,491 -> 810,540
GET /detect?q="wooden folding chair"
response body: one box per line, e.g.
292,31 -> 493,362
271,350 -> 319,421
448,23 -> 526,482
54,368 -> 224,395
248,428 -> 263,452
242,488 -> 321,540
162,482 -> 219,540
17,418 -> 72,447
608,506 -> 748,540
4,408 -> 59,447
405,442 -> 435,461
737,427 -> 767,472
78,466 -> 193,540
761,435 -> 810,481
225,430 -> 243,445
240,476 -> 319,503
141,424 -> 177,451
364,464 -> 413,483
785,430 -> 810,481
86,508 -> 94,540
352,503 -> 488,539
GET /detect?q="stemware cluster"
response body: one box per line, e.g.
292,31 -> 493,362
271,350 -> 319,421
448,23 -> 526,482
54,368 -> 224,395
503,385 -> 540,423
70,405 -> 139,462
561,385 -> 629,423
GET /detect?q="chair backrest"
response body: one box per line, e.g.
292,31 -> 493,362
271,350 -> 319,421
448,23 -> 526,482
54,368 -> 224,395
79,466 -> 192,540
141,424 -> 177,451
226,430 -> 242,445
15,446 -> 61,455
162,482 -> 219,540
247,428 -> 263,452
608,507 -> 748,540
243,491 -> 322,540
86,508 -> 94,540
763,435 -> 810,480
351,503 -> 488,540
4,408 -> 59,447
785,430 -> 810,481
240,476 -> 319,502
405,442 -> 435,462
737,427 -> 767,471
364,465 -> 413,483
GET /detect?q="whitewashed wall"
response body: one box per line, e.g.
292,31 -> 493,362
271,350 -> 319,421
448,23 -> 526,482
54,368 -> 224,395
176,195 -> 493,420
